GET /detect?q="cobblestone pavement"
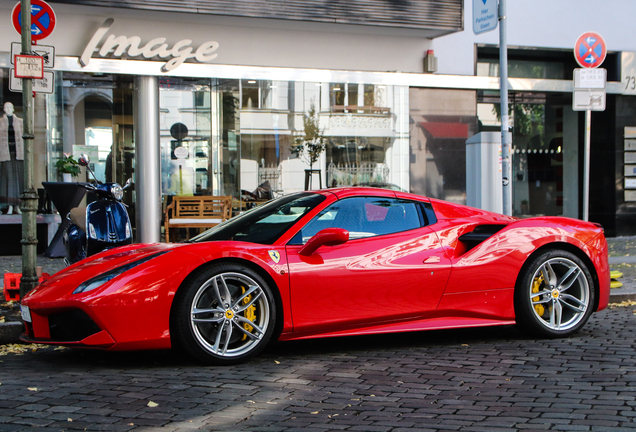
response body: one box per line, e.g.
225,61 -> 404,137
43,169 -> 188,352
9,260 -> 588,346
0,304 -> 635,432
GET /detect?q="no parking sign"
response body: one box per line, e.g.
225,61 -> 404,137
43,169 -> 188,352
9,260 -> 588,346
574,32 -> 606,69
11,0 -> 56,42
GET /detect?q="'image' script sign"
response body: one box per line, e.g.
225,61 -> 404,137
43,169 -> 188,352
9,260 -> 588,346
80,18 -> 219,72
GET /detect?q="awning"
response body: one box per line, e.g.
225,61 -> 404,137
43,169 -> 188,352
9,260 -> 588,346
419,122 -> 468,139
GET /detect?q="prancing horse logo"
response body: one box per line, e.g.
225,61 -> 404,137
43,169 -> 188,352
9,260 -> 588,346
268,250 -> 281,263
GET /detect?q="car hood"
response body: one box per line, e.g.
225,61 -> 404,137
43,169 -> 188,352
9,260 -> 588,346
24,243 -> 188,301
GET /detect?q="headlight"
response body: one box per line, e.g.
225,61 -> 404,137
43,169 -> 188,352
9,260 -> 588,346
73,251 -> 169,294
110,184 -> 124,200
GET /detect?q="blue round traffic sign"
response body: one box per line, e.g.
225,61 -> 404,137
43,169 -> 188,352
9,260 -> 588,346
12,0 -> 56,42
574,32 -> 606,69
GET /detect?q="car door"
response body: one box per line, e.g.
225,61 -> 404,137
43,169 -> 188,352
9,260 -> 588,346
286,196 -> 451,335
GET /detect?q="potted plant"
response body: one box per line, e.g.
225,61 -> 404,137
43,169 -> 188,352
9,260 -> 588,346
55,153 -> 80,182
290,102 -> 326,189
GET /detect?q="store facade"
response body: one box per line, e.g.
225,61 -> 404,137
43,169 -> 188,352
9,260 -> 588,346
1,0 -> 635,249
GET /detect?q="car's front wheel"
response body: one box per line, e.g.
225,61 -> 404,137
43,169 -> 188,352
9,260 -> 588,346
515,249 -> 595,338
172,263 -> 276,365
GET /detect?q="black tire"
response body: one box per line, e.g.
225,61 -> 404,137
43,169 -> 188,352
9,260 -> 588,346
514,249 -> 595,338
172,263 -> 276,365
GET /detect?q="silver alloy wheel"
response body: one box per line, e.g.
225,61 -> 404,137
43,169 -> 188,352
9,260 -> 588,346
528,257 -> 590,331
190,272 -> 270,358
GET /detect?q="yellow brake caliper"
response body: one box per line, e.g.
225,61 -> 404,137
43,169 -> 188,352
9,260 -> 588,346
240,286 -> 257,341
532,274 -> 545,316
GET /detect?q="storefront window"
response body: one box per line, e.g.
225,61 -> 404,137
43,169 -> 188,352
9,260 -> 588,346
0,69 -> 28,215
238,80 -> 409,198
409,88 -> 478,203
159,77 -> 213,197
478,91 -> 578,217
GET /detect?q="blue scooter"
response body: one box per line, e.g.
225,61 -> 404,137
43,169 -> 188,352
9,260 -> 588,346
63,154 -> 133,265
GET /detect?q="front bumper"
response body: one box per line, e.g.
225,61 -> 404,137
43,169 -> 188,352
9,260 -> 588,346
20,306 -> 116,349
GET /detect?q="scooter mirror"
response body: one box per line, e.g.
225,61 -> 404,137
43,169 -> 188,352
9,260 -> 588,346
123,178 -> 133,190
78,154 -> 90,167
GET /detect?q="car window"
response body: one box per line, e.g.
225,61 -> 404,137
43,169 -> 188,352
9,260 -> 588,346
290,197 -> 424,244
191,193 -> 325,245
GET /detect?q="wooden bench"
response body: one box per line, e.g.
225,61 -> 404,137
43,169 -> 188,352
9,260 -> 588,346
164,196 -> 232,242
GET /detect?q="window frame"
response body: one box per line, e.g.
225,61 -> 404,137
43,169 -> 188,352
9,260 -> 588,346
288,196 -> 432,245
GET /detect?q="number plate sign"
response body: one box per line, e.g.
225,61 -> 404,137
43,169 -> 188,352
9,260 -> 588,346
574,68 -> 606,89
622,51 -> 636,94
20,305 -> 32,323
14,55 -> 43,79
9,68 -> 55,94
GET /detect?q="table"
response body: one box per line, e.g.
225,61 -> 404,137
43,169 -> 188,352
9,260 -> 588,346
42,182 -> 89,258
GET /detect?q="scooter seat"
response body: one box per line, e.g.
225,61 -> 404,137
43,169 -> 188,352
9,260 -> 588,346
70,206 -> 87,234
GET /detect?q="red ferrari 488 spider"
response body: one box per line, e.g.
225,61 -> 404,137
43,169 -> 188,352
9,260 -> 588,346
21,188 -> 610,364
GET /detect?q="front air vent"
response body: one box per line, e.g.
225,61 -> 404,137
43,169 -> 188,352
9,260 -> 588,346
49,310 -> 101,341
458,225 -> 507,252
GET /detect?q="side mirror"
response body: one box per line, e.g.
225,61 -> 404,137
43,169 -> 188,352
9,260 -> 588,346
123,178 -> 133,190
78,154 -> 90,167
299,228 -> 349,256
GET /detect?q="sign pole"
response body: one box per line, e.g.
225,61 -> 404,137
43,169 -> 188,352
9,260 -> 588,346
583,109 -> 591,221
20,0 -> 39,298
499,0 -> 512,216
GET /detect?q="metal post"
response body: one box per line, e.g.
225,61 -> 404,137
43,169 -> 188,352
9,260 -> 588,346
20,0 -> 39,298
583,109 -> 591,221
134,76 -> 162,243
499,0 -> 512,216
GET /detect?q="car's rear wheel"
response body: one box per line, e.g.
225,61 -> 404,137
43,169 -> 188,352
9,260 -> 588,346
172,263 -> 276,365
515,249 -> 595,338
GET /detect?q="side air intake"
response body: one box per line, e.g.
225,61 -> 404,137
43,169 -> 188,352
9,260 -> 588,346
458,225 -> 507,252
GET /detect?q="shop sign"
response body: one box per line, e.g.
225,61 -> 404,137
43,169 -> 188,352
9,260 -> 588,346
79,18 -> 219,72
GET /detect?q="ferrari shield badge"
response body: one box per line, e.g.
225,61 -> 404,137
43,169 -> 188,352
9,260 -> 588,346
268,250 -> 281,263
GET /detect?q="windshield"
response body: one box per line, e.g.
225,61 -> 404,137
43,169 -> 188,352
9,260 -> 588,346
190,192 -> 326,245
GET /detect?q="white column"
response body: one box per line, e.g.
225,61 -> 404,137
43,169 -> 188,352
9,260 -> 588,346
134,76 -> 161,243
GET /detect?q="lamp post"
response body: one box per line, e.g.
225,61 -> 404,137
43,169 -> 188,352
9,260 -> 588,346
20,0 -> 39,298
499,0 -> 512,216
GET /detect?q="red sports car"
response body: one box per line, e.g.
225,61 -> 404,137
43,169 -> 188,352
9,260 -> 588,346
20,188 -> 610,365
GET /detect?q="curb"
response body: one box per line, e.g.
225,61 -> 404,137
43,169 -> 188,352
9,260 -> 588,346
0,321 -> 24,344
609,289 -> 636,303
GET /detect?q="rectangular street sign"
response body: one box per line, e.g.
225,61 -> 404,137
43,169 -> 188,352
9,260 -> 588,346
9,69 -> 55,94
14,55 -> 44,79
574,68 -> 606,89
573,90 -> 606,111
11,42 -> 55,68
473,0 -> 498,35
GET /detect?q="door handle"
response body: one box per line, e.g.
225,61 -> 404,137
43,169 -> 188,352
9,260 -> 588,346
423,256 -> 441,264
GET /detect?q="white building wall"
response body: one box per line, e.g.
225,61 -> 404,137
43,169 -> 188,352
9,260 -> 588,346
433,0 -> 636,76
0,0 -> 434,74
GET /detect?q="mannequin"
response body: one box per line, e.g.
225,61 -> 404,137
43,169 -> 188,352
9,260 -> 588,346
0,102 -> 24,214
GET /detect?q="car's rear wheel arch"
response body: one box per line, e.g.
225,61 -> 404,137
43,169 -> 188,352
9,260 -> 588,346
517,242 -> 600,312
170,257 -> 285,344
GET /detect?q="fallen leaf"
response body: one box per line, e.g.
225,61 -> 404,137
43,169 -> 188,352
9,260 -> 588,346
67,418 -> 73,422
28,387 -> 38,391
311,411 -> 319,414
274,360 -> 280,364
147,401 -> 158,407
